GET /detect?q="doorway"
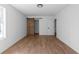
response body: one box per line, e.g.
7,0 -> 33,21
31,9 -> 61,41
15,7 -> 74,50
34,20 -> 39,35
27,18 -> 39,36
54,19 -> 56,36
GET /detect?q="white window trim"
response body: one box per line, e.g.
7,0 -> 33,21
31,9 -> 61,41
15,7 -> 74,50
0,6 -> 6,39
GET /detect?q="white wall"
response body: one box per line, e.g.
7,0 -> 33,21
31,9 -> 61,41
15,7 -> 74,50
39,16 -> 55,35
56,5 -> 79,53
0,4 -> 27,53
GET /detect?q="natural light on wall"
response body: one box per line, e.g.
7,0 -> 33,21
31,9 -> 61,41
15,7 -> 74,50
0,6 -> 6,39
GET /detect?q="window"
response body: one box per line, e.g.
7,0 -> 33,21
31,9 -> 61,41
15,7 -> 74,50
0,6 -> 6,38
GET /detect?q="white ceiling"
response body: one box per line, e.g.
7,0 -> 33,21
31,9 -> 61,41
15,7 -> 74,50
12,4 -> 67,16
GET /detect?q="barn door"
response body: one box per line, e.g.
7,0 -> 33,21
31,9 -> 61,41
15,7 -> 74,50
27,18 -> 35,36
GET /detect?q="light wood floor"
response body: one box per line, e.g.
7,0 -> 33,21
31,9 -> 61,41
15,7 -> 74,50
2,35 -> 77,54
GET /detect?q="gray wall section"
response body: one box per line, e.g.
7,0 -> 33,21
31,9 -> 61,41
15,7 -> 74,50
35,20 -> 39,33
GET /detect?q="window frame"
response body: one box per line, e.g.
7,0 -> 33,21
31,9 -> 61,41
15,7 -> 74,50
0,6 -> 6,39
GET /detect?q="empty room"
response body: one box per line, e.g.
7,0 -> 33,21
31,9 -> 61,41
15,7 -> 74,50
0,4 -> 79,54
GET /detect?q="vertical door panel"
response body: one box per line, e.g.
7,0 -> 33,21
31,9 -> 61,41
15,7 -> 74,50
27,18 -> 34,36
